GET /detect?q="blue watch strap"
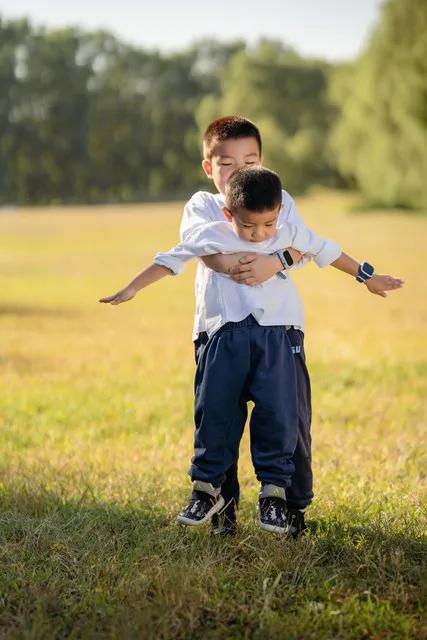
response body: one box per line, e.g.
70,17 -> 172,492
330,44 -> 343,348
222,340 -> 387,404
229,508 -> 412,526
356,262 -> 374,283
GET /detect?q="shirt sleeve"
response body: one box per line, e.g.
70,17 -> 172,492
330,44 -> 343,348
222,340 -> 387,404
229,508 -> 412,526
154,222 -> 241,275
282,192 -> 342,268
179,192 -> 217,242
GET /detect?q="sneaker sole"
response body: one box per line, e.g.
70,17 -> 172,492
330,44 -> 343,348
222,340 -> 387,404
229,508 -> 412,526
259,518 -> 289,534
176,495 -> 225,526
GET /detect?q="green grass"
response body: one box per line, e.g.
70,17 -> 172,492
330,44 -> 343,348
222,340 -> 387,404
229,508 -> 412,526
0,191 -> 426,638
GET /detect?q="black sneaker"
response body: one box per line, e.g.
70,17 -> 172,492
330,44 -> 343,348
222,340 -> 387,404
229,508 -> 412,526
176,490 -> 224,526
286,508 -> 308,539
259,496 -> 288,533
211,500 -> 237,537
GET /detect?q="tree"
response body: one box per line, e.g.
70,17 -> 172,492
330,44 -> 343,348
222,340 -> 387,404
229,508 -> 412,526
330,0 -> 427,209
0,18 -> 342,204
196,40 -> 340,194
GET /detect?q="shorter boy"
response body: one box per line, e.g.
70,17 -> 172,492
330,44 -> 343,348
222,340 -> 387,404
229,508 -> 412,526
100,166 -> 342,532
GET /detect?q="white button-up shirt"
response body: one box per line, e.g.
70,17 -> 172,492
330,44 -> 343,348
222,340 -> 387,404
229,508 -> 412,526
154,190 -> 341,339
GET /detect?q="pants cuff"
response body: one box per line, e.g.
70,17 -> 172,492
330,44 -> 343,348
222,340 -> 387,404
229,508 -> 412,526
286,502 -> 310,512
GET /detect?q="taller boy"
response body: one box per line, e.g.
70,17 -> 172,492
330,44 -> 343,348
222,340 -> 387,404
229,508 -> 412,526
180,116 -> 402,535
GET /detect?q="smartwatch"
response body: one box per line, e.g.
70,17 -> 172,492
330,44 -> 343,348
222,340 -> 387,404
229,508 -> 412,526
274,249 -> 294,270
356,262 -> 374,283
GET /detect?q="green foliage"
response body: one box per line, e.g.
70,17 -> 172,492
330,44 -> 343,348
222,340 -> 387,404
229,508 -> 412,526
0,18 -> 237,204
197,40 -> 340,194
330,0 -> 427,209
1,4 -> 425,208
0,17 -> 342,205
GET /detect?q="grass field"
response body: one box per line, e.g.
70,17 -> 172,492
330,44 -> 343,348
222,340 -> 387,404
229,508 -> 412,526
0,190 -> 426,639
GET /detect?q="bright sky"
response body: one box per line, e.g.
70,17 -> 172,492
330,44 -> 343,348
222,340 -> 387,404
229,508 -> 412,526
0,0 -> 383,61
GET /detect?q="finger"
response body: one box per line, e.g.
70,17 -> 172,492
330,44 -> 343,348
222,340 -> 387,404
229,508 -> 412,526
384,280 -> 403,291
384,277 -> 404,288
235,265 -> 254,275
238,255 -> 257,264
229,265 -> 250,275
230,265 -> 253,275
99,296 -> 115,303
231,271 -> 251,281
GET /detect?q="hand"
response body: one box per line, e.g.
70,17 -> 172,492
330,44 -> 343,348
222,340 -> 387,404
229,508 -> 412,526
365,274 -> 404,298
99,286 -> 136,305
229,254 -> 283,286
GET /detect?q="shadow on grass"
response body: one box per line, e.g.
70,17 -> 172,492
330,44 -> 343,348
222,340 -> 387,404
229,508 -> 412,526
0,304 -> 78,318
347,198 -> 427,217
0,484 -> 425,639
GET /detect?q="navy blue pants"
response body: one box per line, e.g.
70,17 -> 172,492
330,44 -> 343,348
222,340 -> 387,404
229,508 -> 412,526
194,326 -> 313,510
190,315 -> 299,489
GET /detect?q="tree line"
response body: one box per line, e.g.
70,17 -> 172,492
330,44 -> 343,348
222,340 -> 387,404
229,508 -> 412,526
0,0 -> 425,209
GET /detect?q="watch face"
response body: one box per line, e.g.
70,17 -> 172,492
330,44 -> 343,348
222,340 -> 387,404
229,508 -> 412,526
283,250 -> 294,266
361,262 -> 374,277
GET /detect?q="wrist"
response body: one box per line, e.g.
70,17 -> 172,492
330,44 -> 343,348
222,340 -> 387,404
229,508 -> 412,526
271,254 -> 283,272
126,284 -> 138,296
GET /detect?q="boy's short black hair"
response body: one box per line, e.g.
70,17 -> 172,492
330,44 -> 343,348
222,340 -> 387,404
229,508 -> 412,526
203,116 -> 262,159
225,166 -> 282,213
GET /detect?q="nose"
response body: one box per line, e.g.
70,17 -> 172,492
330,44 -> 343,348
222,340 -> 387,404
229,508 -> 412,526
251,229 -> 265,241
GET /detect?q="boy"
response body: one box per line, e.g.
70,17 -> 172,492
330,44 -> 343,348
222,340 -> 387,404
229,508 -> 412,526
100,166 -> 344,532
101,116 -> 403,536
176,116 -> 403,536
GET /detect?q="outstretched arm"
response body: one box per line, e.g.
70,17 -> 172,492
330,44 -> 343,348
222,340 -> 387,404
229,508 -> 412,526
331,253 -> 404,297
223,194 -> 405,295
99,263 -> 173,305
99,221 -> 255,305
227,249 -> 404,295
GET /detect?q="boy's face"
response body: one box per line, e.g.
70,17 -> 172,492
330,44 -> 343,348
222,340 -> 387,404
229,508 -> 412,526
202,137 -> 262,194
223,206 -> 281,243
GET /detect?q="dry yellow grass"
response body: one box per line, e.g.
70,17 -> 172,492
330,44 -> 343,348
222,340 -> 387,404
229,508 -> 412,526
0,190 -> 426,638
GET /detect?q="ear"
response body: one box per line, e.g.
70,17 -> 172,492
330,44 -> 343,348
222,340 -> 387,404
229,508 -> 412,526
202,159 -> 213,179
222,207 -> 233,222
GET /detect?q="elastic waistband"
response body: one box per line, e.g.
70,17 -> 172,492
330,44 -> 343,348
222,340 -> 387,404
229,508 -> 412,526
218,314 -> 290,333
195,319 -> 303,343
221,314 -> 258,330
